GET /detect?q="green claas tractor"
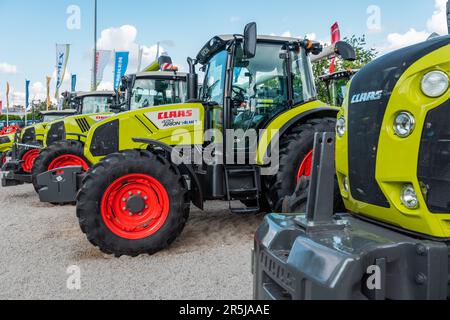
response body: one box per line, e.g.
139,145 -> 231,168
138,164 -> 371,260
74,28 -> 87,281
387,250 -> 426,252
1,92 -> 116,188
319,69 -> 357,107
253,34 -> 450,300
38,23 -> 355,257
0,133 -> 15,166
35,70 -> 188,200
1,110 -> 76,173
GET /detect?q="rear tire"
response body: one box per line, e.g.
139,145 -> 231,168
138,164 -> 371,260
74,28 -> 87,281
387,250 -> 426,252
264,117 -> 344,212
77,149 -> 190,257
32,140 -> 90,193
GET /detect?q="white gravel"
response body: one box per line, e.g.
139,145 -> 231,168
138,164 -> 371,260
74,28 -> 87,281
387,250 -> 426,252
0,184 -> 264,300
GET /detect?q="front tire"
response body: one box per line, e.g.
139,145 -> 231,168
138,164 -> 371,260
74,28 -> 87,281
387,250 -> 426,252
32,140 -> 90,193
264,117 -> 344,212
77,150 -> 190,257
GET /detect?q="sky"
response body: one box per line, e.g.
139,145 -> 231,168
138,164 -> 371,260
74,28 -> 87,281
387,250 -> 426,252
0,0 -> 448,108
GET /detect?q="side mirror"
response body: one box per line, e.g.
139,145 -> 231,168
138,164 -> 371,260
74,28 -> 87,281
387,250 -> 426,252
334,41 -> 356,61
243,22 -> 257,59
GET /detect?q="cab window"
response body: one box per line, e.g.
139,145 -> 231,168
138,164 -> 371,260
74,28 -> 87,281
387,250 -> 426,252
231,43 -> 289,131
130,79 -> 186,110
81,96 -> 111,114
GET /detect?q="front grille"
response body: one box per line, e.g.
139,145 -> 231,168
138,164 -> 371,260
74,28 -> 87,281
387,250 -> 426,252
347,36 -> 450,208
75,118 -> 91,133
46,122 -> 65,146
418,100 -> 450,213
90,120 -> 119,157
22,128 -> 36,144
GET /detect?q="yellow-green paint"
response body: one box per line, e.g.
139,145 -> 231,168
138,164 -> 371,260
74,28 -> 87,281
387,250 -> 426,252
336,43 -> 450,238
0,133 -> 14,153
43,112 -> 114,147
84,103 -> 205,164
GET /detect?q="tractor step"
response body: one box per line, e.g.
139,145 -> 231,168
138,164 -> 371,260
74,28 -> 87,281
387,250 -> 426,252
224,165 -> 261,214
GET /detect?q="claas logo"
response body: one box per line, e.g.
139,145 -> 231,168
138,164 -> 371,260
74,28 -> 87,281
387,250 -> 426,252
158,110 -> 194,120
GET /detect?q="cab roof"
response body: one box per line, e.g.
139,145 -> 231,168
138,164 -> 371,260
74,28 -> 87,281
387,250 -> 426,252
134,71 -> 188,79
41,109 -> 77,116
74,91 -> 116,98
197,34 -> 302,64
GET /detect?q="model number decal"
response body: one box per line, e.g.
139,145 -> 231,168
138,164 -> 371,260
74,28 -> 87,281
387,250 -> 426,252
89,115 -> 113,122
145,109 -> 200,129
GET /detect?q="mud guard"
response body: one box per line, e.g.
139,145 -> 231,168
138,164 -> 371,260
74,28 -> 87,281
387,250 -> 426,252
133,138 -> 204,210
37,166 -> 85,204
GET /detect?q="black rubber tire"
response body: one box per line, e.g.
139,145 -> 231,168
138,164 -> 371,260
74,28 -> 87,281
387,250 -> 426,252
264,117 -> 344,212
76,149 -> 190,257
31,140 -> 90,193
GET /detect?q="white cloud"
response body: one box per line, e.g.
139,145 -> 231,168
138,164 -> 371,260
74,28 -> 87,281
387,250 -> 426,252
427,0 -> 448,35
97,25 -> 167,70
381,28 -> 430,53
380,0 -> 447,54
0,63 -> 17,74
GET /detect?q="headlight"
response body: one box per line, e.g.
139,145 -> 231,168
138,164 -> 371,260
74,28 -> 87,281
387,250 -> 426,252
421,71 -> 449,97
336,117 -> 346,138
400,184 -> 419,209
394,112 -> 415,138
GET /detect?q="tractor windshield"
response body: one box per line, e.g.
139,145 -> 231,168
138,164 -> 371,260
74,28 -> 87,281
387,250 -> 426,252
130,78 -> 187,110
42,115 -> 66,123
81,96 -> 111,114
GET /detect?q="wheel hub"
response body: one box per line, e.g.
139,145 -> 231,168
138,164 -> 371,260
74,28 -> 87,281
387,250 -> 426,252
126,195 -> 146,214
101,174 -> 170,240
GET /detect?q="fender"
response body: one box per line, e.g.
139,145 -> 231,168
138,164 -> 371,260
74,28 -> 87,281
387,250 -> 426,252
133,138 -> 204,210
257,104 -> 339,166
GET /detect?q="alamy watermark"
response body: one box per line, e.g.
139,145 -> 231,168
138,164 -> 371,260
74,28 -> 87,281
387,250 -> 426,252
66,265 -> 81,291
66,5 -> 81,30
170,129 -> 280,176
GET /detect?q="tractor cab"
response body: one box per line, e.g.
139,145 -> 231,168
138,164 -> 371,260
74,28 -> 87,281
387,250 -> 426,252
195,30 -> 321,136
319,69 -> 358,107
120,71 -> 188,110
62,91 -> 117,115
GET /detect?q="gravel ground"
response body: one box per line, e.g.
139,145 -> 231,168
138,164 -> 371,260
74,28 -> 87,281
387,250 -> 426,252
0,184 -> 265,300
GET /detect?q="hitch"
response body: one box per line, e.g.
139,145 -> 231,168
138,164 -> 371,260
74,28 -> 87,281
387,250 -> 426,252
294,132 -> 346,232
37,166 -> 85,204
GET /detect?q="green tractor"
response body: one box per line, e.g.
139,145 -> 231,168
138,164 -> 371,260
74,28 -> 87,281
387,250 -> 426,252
35,69 -> 188,201
1,110 -> 77,174
38,23 -> 355,256
253,34 -> 450,300
319,69 -> 358,107
1,92 -> 116,188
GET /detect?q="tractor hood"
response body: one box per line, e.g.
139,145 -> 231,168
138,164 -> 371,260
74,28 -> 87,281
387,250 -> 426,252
336,35 -> 450,238
83,102 -> 206,165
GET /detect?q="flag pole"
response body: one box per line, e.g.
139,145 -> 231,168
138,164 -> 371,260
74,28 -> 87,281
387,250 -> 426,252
93,0 -> 98,91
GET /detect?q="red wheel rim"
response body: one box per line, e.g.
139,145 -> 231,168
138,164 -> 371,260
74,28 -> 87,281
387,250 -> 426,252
1,154 -> 7,165
48,155 -> 89,172
100,174 -> 170,240
297,150 -> 313,182
21,149 -> 40,173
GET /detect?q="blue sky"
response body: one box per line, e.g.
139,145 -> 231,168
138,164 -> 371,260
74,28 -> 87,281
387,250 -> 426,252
0,0 -> 445,107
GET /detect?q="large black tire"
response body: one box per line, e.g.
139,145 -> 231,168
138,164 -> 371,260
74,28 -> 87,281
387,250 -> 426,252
31,140 -> 90,193
264,117 -> 344,212
77,149 -> 190,257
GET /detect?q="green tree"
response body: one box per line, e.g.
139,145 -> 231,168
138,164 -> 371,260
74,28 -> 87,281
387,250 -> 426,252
314,35 -> 378,103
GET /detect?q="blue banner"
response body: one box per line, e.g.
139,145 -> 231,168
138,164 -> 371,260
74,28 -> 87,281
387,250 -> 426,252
114,51 -> 129,90
25,80 -> 30,111
71,74 -> 77,92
